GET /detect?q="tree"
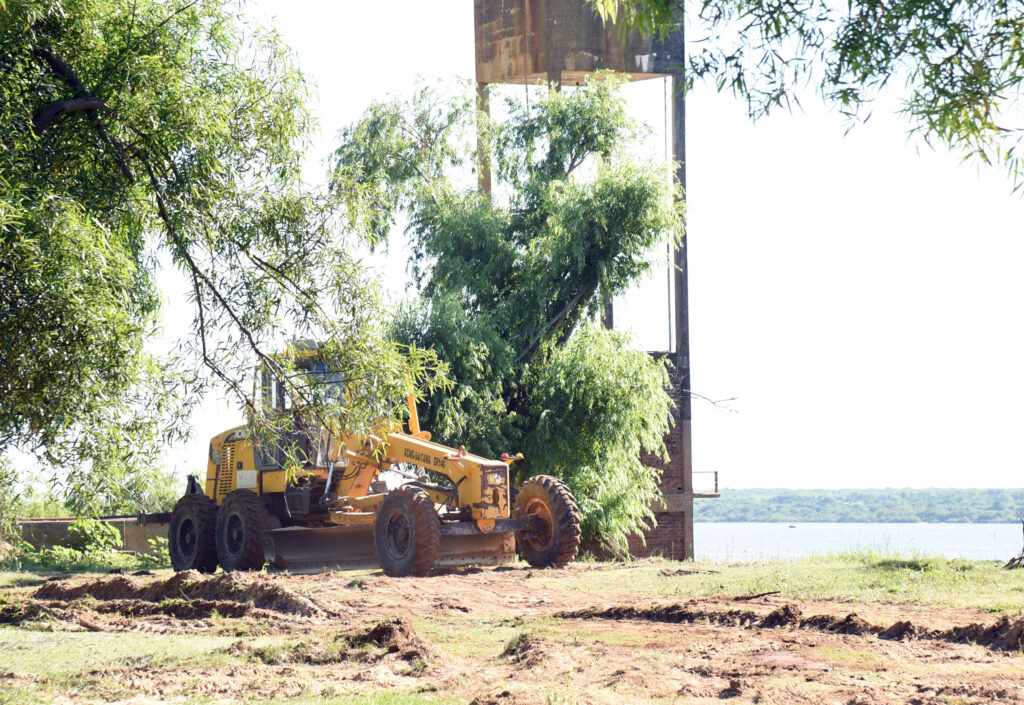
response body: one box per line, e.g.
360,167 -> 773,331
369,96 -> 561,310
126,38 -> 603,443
333,77 -> 682,552
590,0 -> 1024,186
0,456 -> 20,546
0,0 -> 440,509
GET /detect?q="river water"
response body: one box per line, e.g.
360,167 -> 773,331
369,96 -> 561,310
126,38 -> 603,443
693,522 -> 1023,562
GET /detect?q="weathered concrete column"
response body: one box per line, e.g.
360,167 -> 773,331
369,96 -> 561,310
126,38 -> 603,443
672,69 -> 695,560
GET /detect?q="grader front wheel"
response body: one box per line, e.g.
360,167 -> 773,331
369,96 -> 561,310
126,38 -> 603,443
374,486 -> 441,577
515,475 -> 581,568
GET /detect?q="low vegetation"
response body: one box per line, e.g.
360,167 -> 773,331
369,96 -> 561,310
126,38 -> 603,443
538,552 -> 1024,613
1,516 -> 170,576
695,488 -> 1024,523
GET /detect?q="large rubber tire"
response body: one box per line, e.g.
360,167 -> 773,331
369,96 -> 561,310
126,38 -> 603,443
374,486 -> 441,577
169,494 -> 218,573
215,490 -> 270,571
515,475 -> 581,568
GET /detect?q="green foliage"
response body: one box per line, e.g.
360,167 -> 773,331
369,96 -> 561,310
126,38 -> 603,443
0,457 -> 19,545
141,535 -> 170,569
2,530 -> 170,572
527,326 -> 673,551
3,542 -> 136,573
591,0 -> 1024,187
0,0 -> 443,506
695,488 -> 1024,523
390,295 -> 515,458
0,512 -> 144,572
14,483 -> 68,519
334,77 -> 681,552
64,517 -> 120,553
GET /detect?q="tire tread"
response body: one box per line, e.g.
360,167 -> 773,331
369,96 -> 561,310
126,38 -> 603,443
516,475 -> 581,568
216,490 -> 270,571
169,493 -> 218,574
375,486 -> 441,577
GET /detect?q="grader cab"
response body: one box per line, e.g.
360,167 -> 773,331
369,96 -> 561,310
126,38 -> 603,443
168,344 -> 581,576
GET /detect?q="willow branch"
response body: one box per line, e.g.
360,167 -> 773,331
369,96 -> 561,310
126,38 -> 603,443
32,97 -> 106,133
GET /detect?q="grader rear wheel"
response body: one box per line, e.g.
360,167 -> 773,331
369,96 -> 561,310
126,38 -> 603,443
515,475 -> 581,568
169,494 -> 218,573
216,490 -> 270,571
374,486 -> 441,577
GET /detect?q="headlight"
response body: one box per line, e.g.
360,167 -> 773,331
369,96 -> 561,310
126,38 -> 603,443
211,449 -> 222,466
488,472 -> 504,486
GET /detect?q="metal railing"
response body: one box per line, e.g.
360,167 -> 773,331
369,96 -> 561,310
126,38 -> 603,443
693,470 -> 719,496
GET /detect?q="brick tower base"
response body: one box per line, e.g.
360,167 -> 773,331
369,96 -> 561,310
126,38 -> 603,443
627,379 -> 691,560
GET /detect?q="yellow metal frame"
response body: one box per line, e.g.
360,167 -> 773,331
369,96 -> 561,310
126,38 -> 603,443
206,394 -> 519,533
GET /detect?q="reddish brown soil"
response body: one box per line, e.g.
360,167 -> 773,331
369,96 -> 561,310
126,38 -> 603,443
2,563 -> 1023,704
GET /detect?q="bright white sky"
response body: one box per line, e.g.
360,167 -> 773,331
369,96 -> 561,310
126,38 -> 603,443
158,1 -> 1024,491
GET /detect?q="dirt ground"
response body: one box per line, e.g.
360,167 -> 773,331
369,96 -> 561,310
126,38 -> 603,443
2,561 -> 1024,704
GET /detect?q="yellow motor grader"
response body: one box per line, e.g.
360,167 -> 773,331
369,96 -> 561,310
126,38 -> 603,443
168,344 -> 581,576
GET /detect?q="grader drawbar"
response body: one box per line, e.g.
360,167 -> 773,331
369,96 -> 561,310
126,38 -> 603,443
168,345 -> 581,576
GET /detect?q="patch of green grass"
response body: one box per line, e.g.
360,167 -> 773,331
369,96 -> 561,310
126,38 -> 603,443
500,631 -> 529,658
246,640 -> 305,665
0,571 -> 49,589
811,646 -> 887,670
543,619 -> 669,646
414,615 -> 524,659
532,552 -> 1024,612
417,613 -> 662,657
0,625 -> 242,676
0,684 -> 48,705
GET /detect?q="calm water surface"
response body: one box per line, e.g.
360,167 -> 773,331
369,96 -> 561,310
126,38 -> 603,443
693,522 -> 1023,562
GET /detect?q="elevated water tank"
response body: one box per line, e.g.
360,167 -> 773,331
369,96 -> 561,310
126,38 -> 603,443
474,0 -> 683,86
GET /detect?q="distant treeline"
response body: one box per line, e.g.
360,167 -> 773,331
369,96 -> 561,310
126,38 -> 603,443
693,488 -> 1024,523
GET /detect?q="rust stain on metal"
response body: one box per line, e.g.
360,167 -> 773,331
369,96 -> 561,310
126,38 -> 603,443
474,0 -> 682,85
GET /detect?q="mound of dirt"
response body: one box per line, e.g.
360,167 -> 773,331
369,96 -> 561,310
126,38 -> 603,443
501,632 -> 546,666
569,604 -> 877,636
558,605 -> 762,628
185,573 -> 320,616
719,679 -> 743,698
0,602 -> 42,625
35,571 -> 320,617
943,615 -> 1024,651
829,613 -> 872,635
559,601 -> 1024,653
92,598 -> 254,620
880,620 -> 918,641
760,604 -> 802,629
36,575 -> 139,602
798,612 -> 872,636
351,616 -> 427,660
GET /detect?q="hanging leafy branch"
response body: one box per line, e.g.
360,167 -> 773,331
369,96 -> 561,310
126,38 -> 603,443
591,0 -> 1024,186
0,0 -> 443,508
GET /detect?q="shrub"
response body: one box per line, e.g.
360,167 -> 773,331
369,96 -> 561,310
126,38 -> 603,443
65,517 -> 122,553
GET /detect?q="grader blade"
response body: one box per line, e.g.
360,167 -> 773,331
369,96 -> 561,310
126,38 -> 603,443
263,525 -> 515,573
264,525 -> 378,572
